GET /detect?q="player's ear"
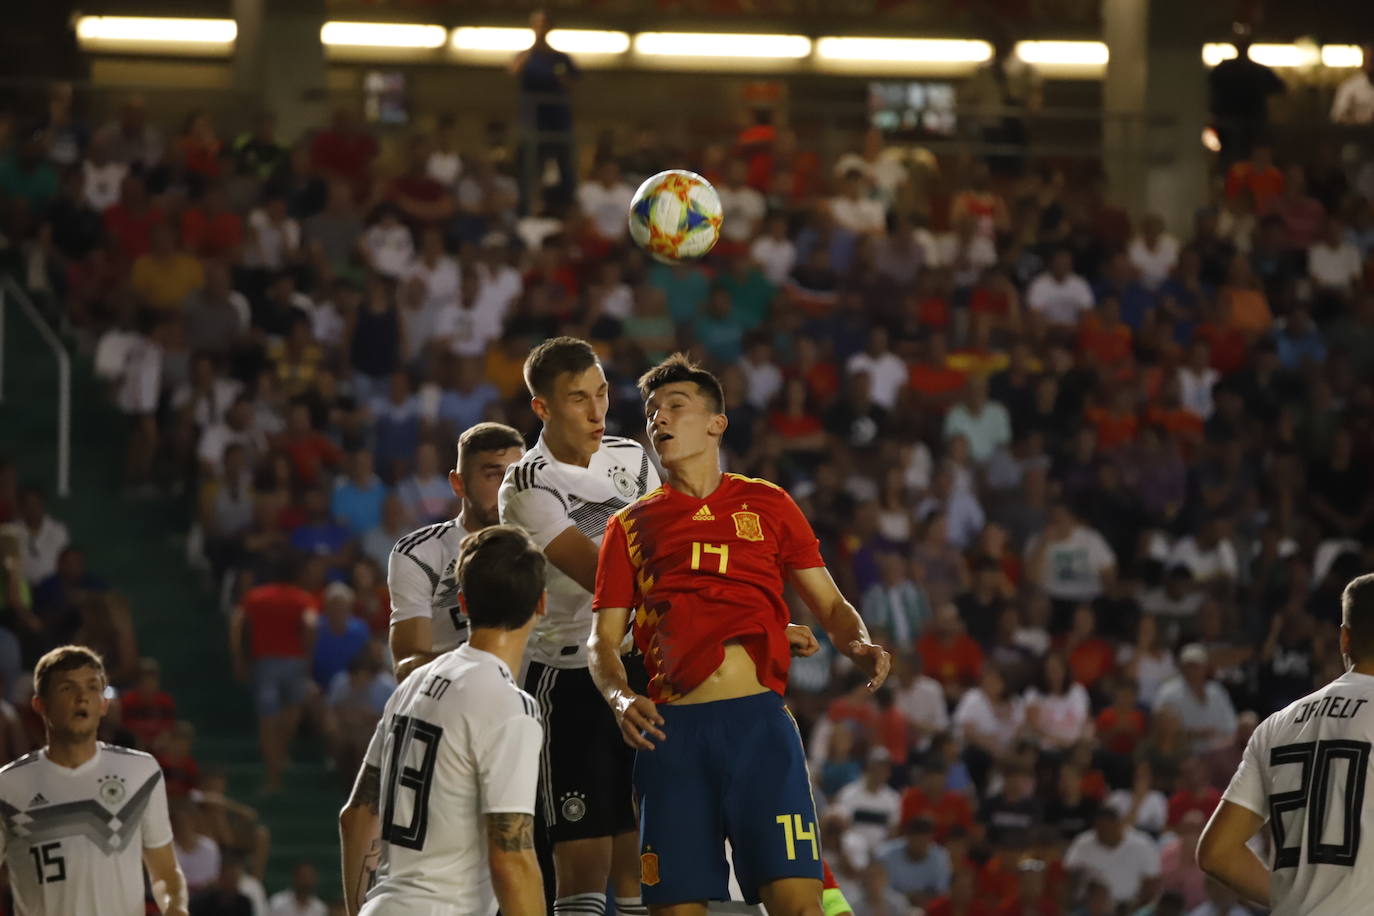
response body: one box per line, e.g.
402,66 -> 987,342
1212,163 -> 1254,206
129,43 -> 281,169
1341,624 -> 1352,659
457,592 -> 469,616
530,396 -> 550,423
449,468 -> 465,501
30,693 -> 43,719
708,411 -> 729,438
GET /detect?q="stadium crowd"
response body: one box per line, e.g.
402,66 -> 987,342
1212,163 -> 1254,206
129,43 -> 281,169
1,74 -> 1373,916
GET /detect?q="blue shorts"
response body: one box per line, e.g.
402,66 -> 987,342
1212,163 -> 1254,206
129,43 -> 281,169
633,691 -> 822,905
254,657 -> 309,716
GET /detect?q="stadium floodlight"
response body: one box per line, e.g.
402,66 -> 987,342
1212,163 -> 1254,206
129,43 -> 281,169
450,27 -> 630,55
1321,45 -> 1364,68
633,32 -> 812,59
75,16 -> 237,45
1249,43 -> 1320,68
1015,41 -> 1108,66
814,37 -> 992,63
1202,43 -> 1239,67
321,22 -> 447,49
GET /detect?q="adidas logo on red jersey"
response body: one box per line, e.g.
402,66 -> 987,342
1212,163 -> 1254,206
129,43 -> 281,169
692,505 -> 715,521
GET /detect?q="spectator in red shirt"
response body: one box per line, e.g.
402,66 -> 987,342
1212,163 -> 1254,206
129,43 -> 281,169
1076,297 -> 1133,368
154,719 -> 201,798
180,181 -> 243,259
1166,756 -> 1221,828
1224,145 -> 1284,213
1095,678 -> 1148,758
924,865 -> 994,916
917,603 -> 985,699
119,656 -> 176,749
282,401 -> 343,489
310,108 -> 378,192
995,859 -> 1061,916
102,172 -> 165,263
229,558 -> 319,794
1062,604 -> 1115,688
901,762 -> 977,840
387,135 -> 455,232
977,832 -> 1030,904
176,110 -> 222,188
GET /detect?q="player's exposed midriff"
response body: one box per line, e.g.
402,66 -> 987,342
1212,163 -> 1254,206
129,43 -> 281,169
669,641 -> 773,705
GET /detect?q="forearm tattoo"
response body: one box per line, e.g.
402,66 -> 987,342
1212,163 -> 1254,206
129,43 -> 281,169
349,764 -> 382,815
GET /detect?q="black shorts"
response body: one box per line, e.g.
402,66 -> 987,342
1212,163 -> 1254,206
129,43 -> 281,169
525,657 -> 644,843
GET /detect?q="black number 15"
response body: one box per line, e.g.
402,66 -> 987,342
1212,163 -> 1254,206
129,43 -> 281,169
1269,739 -> 1371,868
29,841 -> 65,884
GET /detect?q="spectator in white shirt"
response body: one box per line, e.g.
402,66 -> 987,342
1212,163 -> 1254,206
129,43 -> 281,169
1105,758 -> 1169,837
1153,643 -> 1238,755
1176,340 -> 1219,420
942,375 -> 1012,465
426,114 -> 463,187
1127,213 -> 1179,290
198,396 -> 262,474
1331,48 -> 1374,124
1024,653 -> 1092,751
243,194 -> 301,271
1024,504 -> 1116,605
846,327 -> 908,410
267,862 -> 327,916
1026,249 -> 1095,327
82,131 -> 128,212
1064,808 -> 1161,909
401,228 -> 461,364
750,213 -> 797,286
577,158 -> 635,244
358,204 -> 415,279
892,653 -> 949,752
1308,217 -> 1364,294
738,334 -> 783,411
829,168 -> 886,236
1,487 -> 70,586
475,233 -> 525,317
1166,517 -> 1238,584
937,216 -> 998,290
717,158 -> 767,246
833,748 -> 903,861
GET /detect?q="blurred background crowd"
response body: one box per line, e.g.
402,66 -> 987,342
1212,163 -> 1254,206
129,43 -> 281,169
1,10 -> 1374,914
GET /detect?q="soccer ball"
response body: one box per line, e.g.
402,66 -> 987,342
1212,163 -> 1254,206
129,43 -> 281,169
627,169 -> 723,265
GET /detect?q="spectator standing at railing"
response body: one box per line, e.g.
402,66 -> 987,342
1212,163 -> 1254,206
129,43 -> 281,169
1207,28 -> 1285,167
1331,44 -> 1374,124
962,32 -> 1042,178
512,8 -> 578,211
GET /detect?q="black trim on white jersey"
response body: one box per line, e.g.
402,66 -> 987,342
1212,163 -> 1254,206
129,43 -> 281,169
509,458 -> 569,511
0,751 -> 41,775
603,436 -> 641,450
569,497 -> 634,540
394,521 -> 455,557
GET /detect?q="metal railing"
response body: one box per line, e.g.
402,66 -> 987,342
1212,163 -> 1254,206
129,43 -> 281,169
0,278 -> 71,498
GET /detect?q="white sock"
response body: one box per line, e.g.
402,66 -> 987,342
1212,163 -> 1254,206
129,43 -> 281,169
555,893 -> 608,916
616,897 -> 649,916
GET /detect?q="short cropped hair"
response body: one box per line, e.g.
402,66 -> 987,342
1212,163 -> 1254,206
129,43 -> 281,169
457,422 -> 524,470
637,353 -> 725,415
1342,573 -> 1374,662
523,336 -> 599,399
457,526 -> 546,631
34,645 -> 106,699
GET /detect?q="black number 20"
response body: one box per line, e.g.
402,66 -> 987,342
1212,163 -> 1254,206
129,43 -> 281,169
29,841 -> 65,884
1269,739 -> 1371,868
381,714 -> 443,851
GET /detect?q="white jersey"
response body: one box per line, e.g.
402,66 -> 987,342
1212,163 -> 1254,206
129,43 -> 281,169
0,743 -> 173,916
1223,670 -> 1374,916
360,644 -> 542,916
498,434 -> 658,668
388,519 -> 472,654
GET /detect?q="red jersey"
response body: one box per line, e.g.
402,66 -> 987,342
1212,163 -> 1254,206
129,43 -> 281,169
595,474 -> 825,703
240,583 -> 318,658
120,689 -> 176,748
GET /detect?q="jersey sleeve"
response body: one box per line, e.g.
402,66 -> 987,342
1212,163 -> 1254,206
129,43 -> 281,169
593,514 -> 638,611
474,713 -> 543,815
773,489 -> 824,570
387,542 -> 434,625
499,475 -> 575,550
1220,721 -> 1269,818
141,767 -> 174,849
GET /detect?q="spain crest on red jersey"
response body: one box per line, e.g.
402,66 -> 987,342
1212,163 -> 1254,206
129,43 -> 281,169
732,510 -> 764,542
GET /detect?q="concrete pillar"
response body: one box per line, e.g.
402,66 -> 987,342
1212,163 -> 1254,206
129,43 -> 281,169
233,0 -> 328,143
1101,0 -> 1211,234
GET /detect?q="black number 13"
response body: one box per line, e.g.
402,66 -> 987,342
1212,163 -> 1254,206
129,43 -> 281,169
381,714 -> 443,851
1269,739 -> 1371,868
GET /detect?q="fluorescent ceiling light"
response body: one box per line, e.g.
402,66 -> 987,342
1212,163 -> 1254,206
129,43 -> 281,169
1015,40 -> 1108,65
1321,44 -> 1364,68
450,27 -> 629,54
321,21 -> 446,49
75,16 -> 237,44
634,32 -> 811,59
1202,42 -> 1329,68
815,37 -> 990,63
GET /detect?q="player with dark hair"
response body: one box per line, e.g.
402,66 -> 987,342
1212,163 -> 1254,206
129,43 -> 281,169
0,645 -> 189,916
590,353 -> 890,916
498,337 -> 661,916
340,525 -> 548,915
1200,572 -> 1374,914
389,422 -> 525,681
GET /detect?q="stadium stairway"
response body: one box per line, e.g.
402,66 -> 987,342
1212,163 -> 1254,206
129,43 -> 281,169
0,303 -> 342,896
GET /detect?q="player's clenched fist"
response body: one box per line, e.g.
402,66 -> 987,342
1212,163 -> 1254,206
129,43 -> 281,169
786,623 -> 820,657
612,690 -> 666,750
846,640 -> 892,691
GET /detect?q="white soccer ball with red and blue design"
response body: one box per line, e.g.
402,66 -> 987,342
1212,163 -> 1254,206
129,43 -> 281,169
627,169 -> 723,264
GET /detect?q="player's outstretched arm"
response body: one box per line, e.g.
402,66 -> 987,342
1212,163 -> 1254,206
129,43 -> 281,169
389,617 -> 439,682
789,565 -> 891,690
143,842 -> 190,916
487,813 -> 546,916
588,606 -> 664,750
1197,800 -> 1270,908
339,761 -> 383,916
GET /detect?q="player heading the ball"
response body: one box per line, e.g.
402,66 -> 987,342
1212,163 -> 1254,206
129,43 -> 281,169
590,353 -> 891,916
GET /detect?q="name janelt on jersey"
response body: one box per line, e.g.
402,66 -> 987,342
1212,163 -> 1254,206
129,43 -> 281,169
1292,694 -> 1370,726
